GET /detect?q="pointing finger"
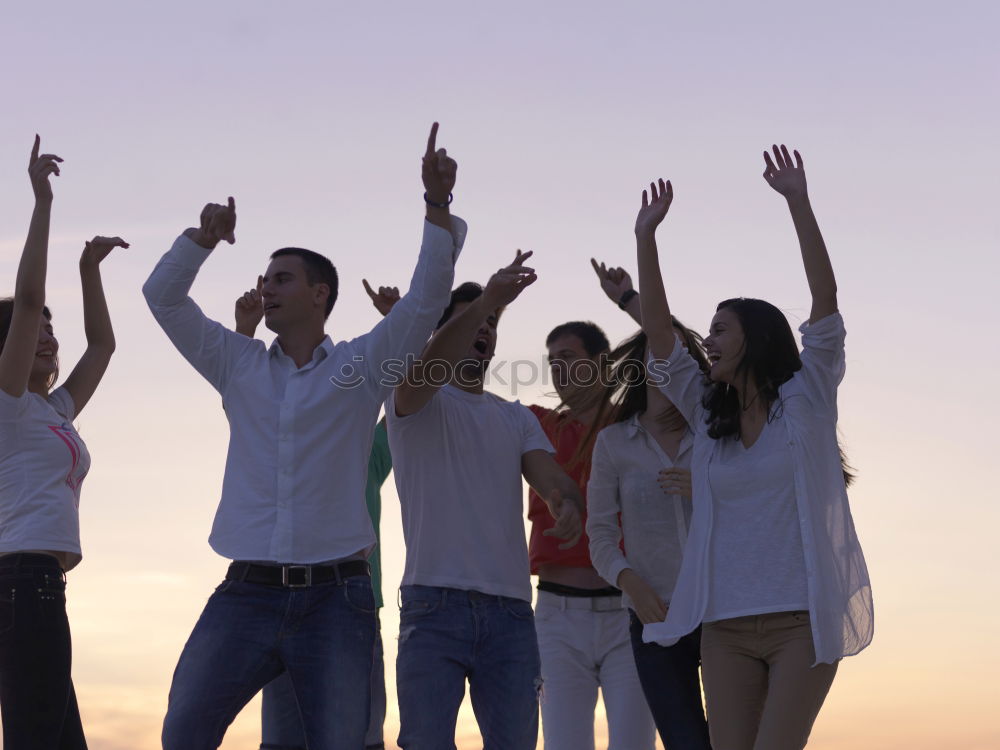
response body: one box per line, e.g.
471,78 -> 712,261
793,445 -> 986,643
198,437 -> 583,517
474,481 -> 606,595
362,279 -> 377,299
30,134 -> 40,163
425,122 -> 439,158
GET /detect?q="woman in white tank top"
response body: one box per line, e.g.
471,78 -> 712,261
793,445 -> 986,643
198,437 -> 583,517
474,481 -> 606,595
0,136 -> 127,749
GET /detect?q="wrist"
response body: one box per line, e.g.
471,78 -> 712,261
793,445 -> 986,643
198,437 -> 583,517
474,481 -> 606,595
785,192 -> 811,208
617,289 -> 639,310
424,191 -> 453,208
184,227 -> 220,250
33,195 -> 53,209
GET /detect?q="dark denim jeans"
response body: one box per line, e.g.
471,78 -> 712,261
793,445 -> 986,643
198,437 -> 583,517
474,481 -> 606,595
396,585 -> 541,750
162,574 -> 376,750
629,610 -> 712,750
0,553 -> 87,750
261,611 -> 386,750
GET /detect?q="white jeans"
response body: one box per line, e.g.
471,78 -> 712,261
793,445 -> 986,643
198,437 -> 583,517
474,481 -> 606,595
534,590 -> 655,750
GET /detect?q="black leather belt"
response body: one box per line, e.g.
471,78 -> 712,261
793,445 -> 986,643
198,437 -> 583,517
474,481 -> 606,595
226,560 -> 370,588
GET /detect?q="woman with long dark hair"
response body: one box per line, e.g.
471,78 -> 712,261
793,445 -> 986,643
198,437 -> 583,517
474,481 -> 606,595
0,137 -> 127,748
635,146 -> 873,750
586,324 -> 713,749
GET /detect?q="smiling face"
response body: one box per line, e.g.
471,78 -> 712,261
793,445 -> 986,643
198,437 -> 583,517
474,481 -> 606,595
261,255 -> 329,334
703,307 -> 746,384
30,312 -> 59,386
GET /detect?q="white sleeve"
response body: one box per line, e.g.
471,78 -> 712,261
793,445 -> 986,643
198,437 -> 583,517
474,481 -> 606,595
586,430 -> 630,589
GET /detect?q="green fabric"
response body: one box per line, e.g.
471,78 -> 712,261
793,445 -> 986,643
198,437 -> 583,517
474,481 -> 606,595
365,419 -> 392,609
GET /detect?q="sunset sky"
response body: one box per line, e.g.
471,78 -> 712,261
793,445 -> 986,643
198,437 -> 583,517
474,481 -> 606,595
1,1 -> 998,748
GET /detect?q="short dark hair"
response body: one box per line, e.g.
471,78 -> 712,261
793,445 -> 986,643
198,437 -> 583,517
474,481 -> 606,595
545,321 -> 610,357
436,281 -> 484,330
270,247 -> 339,319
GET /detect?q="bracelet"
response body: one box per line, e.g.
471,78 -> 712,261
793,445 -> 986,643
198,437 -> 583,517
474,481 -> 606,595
423,192 -> 454,208
618,289 -> 639,310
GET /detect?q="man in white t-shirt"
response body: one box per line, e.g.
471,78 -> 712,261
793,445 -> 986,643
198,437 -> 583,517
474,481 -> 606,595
386,252 -> 584,750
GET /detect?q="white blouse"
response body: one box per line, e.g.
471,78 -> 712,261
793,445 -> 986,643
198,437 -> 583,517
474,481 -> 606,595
643,312 -> 873,665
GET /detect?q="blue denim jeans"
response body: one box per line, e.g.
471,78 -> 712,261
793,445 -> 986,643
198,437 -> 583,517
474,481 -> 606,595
628,610 -> 712,750
0,554 -> 87,750
396,585 -> 541,750
261,611 -> 386,749
162,574 -> 376,750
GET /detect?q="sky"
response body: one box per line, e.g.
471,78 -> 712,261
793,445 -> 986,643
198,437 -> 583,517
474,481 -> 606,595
1,0 -> 998,748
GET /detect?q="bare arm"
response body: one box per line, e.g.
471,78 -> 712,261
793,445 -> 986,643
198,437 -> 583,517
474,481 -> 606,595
762,145 -> 838,323
635,178 -> 677,360
62,237 -> 130,415
0,137 -> 62,397
521,448 -> 583,549
393,250 -> 536,417
591,258 -> 642,325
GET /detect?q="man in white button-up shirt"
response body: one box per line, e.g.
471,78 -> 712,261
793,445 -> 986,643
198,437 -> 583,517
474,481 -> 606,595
144,124 -> 465,750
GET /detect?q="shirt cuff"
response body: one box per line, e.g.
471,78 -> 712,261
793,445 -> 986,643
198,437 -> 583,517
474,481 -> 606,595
423,215 -> 468,263
168,233 -> 215,269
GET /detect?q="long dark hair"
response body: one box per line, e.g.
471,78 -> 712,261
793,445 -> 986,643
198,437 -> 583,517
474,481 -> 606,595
609,320 -> 710,426
0,298 -> 57,390
704,297 -> 855,486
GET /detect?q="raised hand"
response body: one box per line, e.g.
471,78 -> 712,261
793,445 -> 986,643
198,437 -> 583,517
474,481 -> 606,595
422,122 -> 457,204
634,178 -> 673,236
542,488 -> 583,550
762,144 -> 808,199
28,135 -> 63,203
657,467 -> 692,499
590,258 -> 634,304
80,236 -> 130,268
362,279 -> 401,317
482,250 -> 537,309
189,196 -> 237,249
234,276 -> 263,336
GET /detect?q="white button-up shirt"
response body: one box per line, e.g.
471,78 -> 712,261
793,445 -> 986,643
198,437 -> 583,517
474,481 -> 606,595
142,218 -> 465,563
643,313 -> 874,665
586,414 -> 693,612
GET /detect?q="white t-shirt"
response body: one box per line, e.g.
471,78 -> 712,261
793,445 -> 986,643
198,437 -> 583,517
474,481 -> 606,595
387,385 -> 554,602
0,387 -> 90,570
703,414 -> 809,622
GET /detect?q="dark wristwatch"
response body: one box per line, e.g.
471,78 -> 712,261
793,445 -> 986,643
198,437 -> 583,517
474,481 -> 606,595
618,289 -> 639,310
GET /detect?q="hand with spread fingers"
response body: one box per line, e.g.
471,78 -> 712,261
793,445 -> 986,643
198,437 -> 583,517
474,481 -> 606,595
80,236 -> 129,268
762,144 -> 808,199
235,276 -> 264,337
481,249 -> 537,310
422,122 -> 457,205
28,135 -> 63,204
186,196 -> 237,250
634,178 -> 673,237
591,258 -> 634,304
542,488 -> 583,550
658,467 -> 693,499
362,279 -> 401,317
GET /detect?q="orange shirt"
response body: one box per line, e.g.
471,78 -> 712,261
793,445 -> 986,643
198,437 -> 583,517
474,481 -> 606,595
526,405 -> 596,573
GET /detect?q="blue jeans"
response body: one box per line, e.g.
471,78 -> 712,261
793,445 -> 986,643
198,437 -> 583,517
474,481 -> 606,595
261,612 -> 386,749
162,574 -> 376,750
0,554 -> 87,750
628,610 -> 712,750
396,585 -> 541,750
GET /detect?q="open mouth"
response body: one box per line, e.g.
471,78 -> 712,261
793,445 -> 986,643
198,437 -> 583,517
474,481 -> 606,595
36,349 -> 55,358
707,352 -> 721,365
473,338 -> 489,355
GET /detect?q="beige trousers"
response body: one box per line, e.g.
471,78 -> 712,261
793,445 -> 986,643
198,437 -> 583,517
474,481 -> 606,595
700,611 -> 838,750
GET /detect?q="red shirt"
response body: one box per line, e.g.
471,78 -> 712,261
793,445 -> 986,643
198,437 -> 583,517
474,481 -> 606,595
527,404 -> 596,573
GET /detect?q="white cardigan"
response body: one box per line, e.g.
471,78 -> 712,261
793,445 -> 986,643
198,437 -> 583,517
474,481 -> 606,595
642,312 -> 873,665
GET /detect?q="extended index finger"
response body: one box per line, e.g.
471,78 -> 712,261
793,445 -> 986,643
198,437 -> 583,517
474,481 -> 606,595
425,122 -> 439,158
30,134 -> 40,163
362,278 -> 377,299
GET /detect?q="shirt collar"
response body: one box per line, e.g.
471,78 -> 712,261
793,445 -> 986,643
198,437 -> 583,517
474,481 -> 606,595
268,335 -> 335,367
626,412 -> 694,450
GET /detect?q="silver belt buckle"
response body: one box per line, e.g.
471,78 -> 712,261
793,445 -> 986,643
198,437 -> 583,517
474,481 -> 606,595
282,565 -> 312,587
